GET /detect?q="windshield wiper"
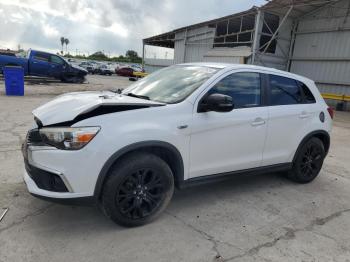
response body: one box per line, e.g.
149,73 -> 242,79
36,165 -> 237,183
126,93 -> 150,100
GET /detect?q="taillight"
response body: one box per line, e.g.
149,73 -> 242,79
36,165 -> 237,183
327,107 -> 334,119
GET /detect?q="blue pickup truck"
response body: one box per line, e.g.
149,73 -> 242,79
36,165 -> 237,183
0,50 -> 87,83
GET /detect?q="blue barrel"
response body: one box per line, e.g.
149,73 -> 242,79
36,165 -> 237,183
3,66 -> 24,96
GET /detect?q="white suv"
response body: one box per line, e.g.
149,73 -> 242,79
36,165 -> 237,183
22,63 -> 333,226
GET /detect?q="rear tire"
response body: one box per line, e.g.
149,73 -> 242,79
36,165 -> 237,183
288,137 -> 325,183
101,152 -> 174,227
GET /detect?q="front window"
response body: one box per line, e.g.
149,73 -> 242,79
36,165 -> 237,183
123,65 -> 219,103
33,52 -> 50,62
50,55 -> 65,65
208,72 -> 261,108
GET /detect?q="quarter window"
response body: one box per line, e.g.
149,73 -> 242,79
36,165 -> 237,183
208,72 -> 261,108
298,81 -> 316,103
269,75 -> 302,105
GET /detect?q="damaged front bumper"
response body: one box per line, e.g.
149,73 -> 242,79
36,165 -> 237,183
21,129 -> 98,201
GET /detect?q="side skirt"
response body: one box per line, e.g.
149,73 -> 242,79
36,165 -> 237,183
178,163 -> 292,189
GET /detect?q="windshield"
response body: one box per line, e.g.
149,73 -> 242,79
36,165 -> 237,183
123,65 -> 219,103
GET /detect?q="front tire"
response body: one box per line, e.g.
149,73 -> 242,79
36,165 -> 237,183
102,153 -> 174,227
61,75 -> 85,83
288,137 -> 325,183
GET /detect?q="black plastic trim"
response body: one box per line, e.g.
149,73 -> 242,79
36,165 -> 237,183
178,163 -> 292,189
261,73 -> 269,106
93,141 -> 184,199
292,130 -> 330,163
24,159 -> 69,193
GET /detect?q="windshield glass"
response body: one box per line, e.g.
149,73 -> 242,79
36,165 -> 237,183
123,65 -> 219,103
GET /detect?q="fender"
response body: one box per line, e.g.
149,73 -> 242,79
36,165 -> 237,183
292,130 -> 330,163
93,141 -> 184,199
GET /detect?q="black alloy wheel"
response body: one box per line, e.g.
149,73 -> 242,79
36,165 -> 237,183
299,144 -> 323,178
102,152 -> 174,227
288,137 -> 325,183
116,168 -> 165,219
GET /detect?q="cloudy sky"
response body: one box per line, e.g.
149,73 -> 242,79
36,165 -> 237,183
0,0 -> 266,58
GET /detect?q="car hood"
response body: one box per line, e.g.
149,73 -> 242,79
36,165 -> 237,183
71,64 -> 88,73
33,91 -> 165,126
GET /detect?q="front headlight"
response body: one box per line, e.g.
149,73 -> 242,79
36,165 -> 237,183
39,127 -> 100,150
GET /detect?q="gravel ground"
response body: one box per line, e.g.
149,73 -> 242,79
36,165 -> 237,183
0,74 -> 349,262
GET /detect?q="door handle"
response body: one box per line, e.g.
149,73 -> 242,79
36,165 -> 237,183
32,61 -> 38,64
299,111 -> 310,119
251,118 -> 266,127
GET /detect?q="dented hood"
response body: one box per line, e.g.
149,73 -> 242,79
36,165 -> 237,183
33,91 -> 164,126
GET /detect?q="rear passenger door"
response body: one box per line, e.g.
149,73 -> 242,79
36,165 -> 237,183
262,74 -> 317,166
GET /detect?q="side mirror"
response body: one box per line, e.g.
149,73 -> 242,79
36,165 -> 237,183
198,93 -> 234,113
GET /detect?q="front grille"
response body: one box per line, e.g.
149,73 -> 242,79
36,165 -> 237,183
24,159 -> 69,192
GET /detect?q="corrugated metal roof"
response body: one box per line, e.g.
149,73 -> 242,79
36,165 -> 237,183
143,0 -> 341,47
262,0 -> 342,18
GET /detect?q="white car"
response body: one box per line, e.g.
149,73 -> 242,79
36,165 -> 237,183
22,63 -> 333,226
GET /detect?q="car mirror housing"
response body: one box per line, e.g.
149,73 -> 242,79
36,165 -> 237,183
198,93 -> 234,113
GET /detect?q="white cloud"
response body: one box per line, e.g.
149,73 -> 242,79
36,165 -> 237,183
105,23 -> 129,38
10,13 -> 25,23
0,0 -> 266,57
42,24 -> 59,38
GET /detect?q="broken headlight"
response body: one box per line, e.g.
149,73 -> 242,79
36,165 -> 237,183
39,127 -> 100,150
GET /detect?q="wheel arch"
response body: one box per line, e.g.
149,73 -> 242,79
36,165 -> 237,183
292,130 -> 330,163
94,141 -> 184,199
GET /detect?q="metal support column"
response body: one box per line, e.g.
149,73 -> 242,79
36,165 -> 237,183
142,41 -> 145,70
287,21 -> 298,71
252,10 -> 262,64
183,29 -> 188,63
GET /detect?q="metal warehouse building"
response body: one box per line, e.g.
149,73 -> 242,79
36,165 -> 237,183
142,0 -> 350,109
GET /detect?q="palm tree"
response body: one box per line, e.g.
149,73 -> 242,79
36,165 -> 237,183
64,38 -> 70,53
60,37 -> 65,54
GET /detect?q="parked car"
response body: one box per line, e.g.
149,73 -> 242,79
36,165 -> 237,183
79,61 -> 97,74
22,63 -> 332,227
115,67 -> 135,77
96,64 -> 114,75
116,66 -> 144,77
0,50 -> 87,83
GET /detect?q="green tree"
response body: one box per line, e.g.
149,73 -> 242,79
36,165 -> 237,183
88,51 -> 109,60
126,50 -> 138,59
64,38 -> 70,53
60,36 -> 65,54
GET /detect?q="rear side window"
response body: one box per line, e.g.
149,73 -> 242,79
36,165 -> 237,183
269,75 -> 302,105
298,81 -> 316,103
208,72 -> 261,108
33,52 -> 49,62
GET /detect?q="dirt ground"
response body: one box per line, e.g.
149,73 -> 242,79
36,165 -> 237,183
0,75 -> 349,262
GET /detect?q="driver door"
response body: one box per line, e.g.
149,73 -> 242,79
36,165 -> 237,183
30,52 -> 50,76
189,71 -> 268,178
